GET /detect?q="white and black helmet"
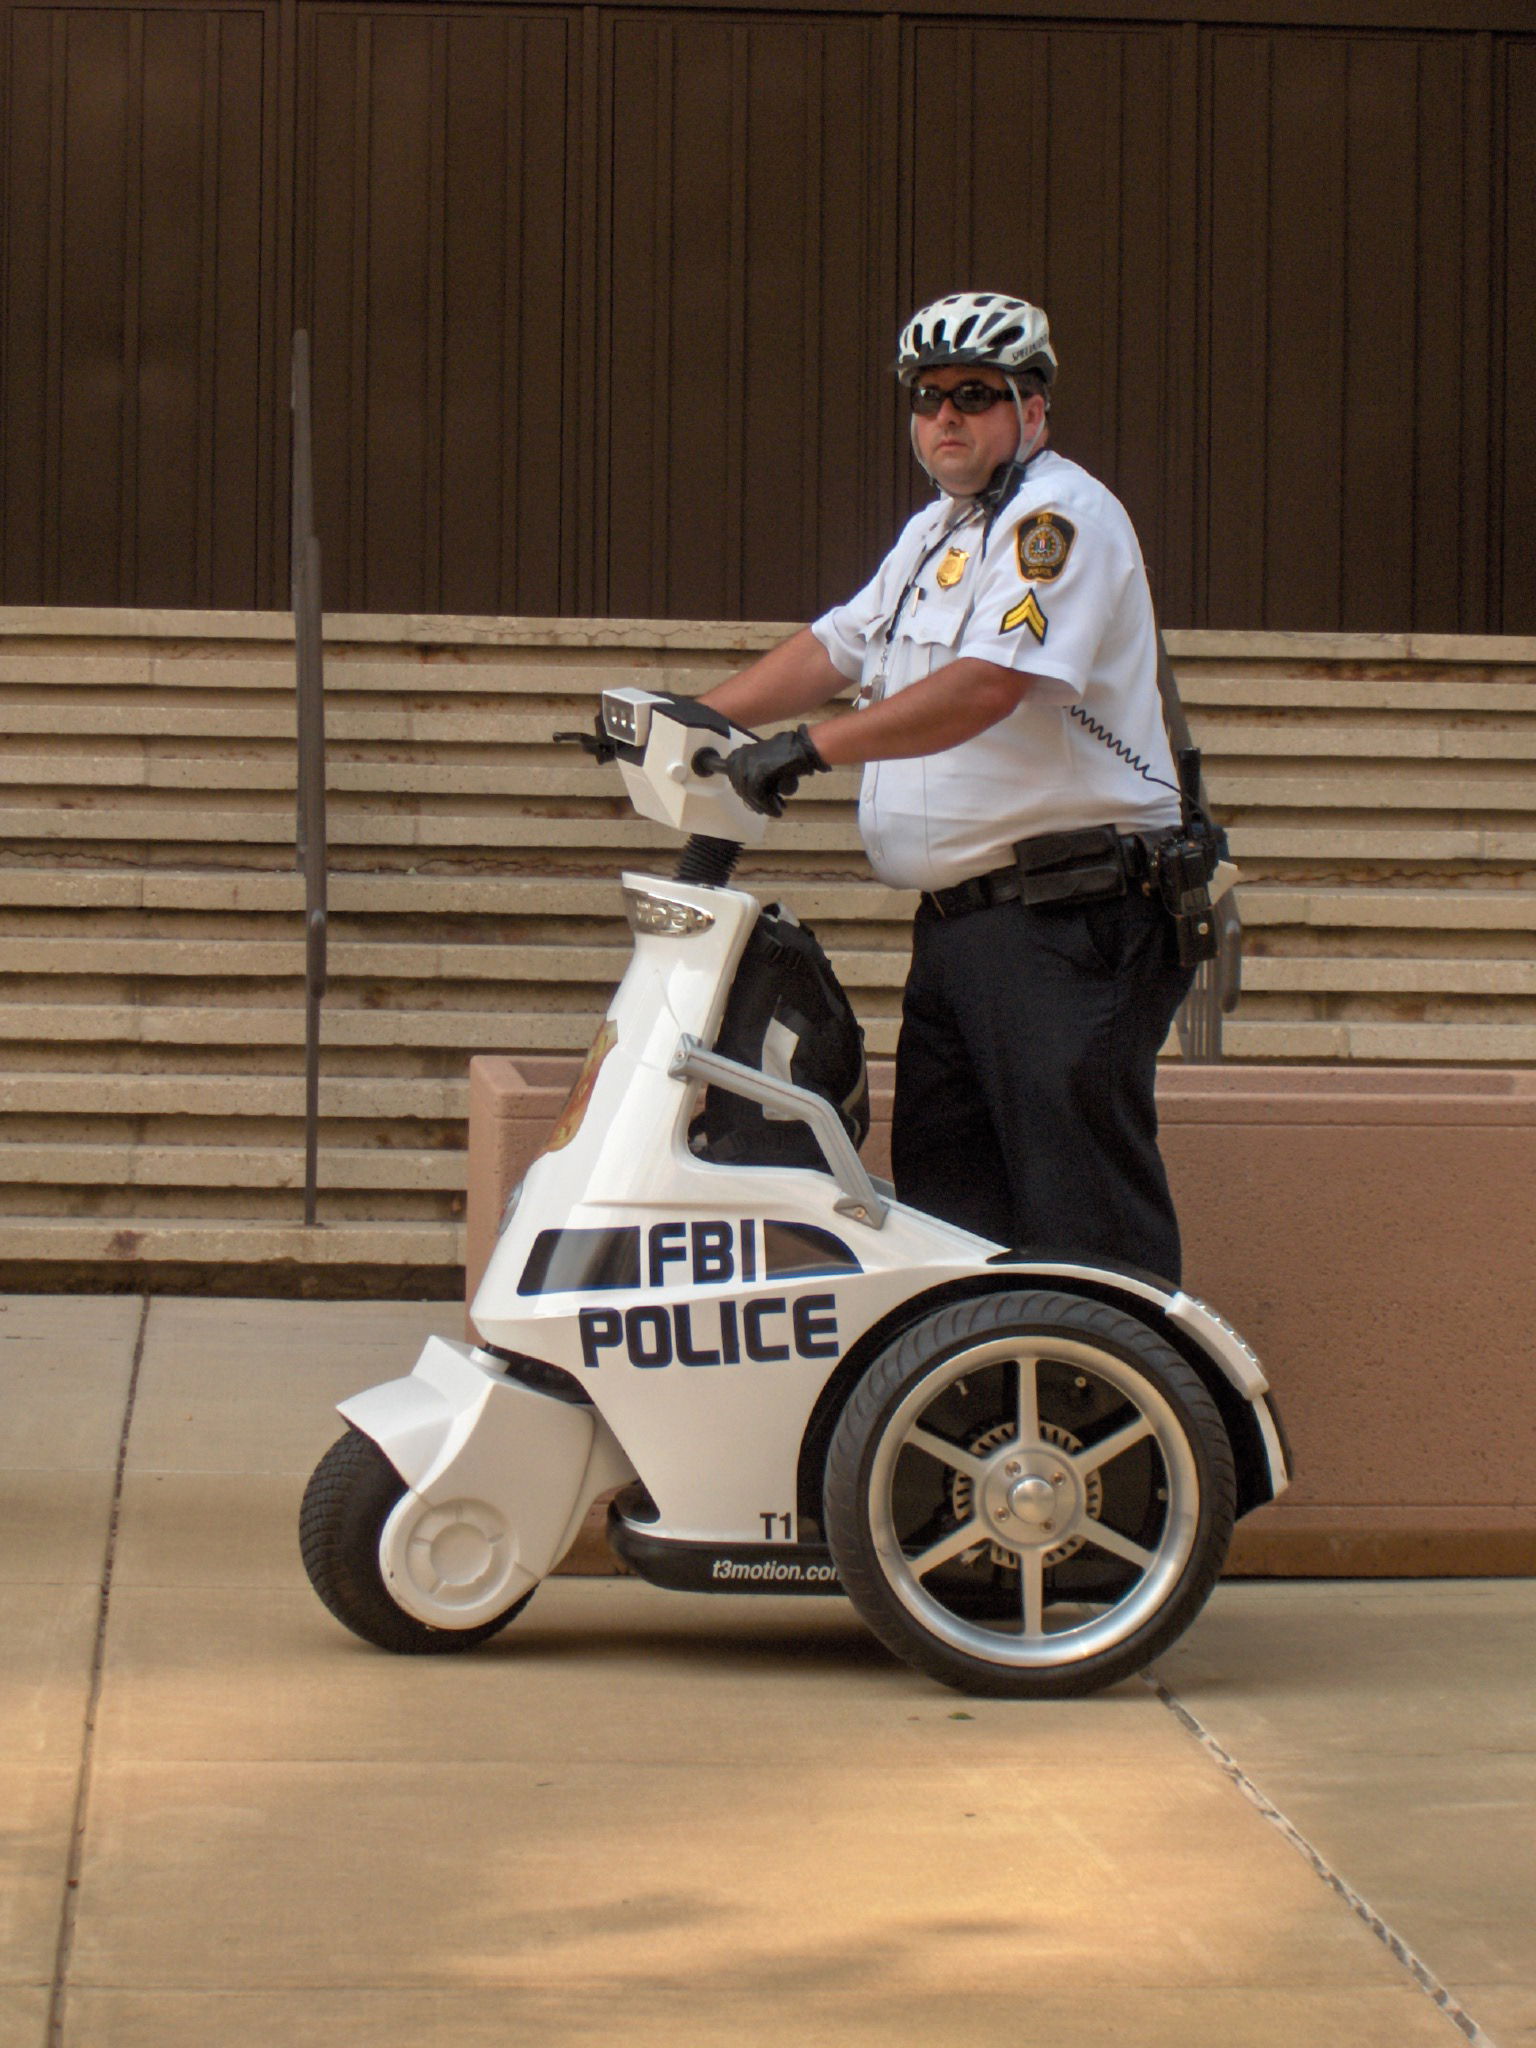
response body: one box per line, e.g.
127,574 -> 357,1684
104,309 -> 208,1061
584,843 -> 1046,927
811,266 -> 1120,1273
896,291 -> 1057,386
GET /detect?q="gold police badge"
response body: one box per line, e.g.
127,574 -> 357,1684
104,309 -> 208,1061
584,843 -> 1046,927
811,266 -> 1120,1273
935,547 -> 969,589
1016,511 -> 1076,582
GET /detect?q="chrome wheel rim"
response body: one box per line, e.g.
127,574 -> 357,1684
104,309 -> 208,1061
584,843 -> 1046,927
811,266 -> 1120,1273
866,1334 -> 1201,1670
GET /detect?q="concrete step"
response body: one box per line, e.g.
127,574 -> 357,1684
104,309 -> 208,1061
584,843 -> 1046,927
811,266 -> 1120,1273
10,707 -> 1536,757
0,1214 -> 462,1265
0,1073 -> 470,1117
0,1003 -> 625,1045
4,861 -> 1536,925
0,1141 -> 463,1189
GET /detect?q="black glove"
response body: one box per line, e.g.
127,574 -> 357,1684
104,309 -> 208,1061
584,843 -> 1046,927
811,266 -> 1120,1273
723,726 -> 829,818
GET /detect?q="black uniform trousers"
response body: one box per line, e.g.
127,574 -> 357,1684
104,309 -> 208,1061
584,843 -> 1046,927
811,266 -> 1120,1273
890,886 -> 1194,1284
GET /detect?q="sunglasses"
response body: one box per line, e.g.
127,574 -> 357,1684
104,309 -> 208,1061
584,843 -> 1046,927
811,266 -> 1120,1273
908,379 -> 1014,417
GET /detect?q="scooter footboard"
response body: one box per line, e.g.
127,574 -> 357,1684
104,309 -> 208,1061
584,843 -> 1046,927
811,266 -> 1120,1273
338,1337 -> 636,1622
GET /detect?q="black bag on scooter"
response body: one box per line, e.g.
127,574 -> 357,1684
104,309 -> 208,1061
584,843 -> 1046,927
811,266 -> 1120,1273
690,906 -> 869,1169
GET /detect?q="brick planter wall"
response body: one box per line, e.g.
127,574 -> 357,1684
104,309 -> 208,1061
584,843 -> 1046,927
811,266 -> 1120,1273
467,1056 -> 1536,1577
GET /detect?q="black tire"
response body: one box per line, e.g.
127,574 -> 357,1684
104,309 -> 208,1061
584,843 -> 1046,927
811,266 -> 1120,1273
299,1427 -> 535,1655
823,1290 -> 1235,1698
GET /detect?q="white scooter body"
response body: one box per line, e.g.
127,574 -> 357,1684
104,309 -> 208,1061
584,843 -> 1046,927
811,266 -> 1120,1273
313,689 -> 1289,1692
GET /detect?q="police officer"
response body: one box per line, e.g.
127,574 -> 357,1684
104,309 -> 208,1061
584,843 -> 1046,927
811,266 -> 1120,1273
702,292 -> 1195,1282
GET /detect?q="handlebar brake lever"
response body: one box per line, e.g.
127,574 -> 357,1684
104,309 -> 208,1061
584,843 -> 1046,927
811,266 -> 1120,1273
553,725 -> 619,763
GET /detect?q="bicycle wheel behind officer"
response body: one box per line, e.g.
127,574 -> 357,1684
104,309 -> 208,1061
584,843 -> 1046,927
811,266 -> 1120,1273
703,291 -> 1201,1285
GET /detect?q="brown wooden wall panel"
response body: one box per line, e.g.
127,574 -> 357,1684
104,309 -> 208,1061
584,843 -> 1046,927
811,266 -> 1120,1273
603,13 -> 888,622
1203,27 -> 1513,632
907,21 -> 1194,617
1,3 -> 275,608
0,0 -> 1530,630
299,5 -> 574,615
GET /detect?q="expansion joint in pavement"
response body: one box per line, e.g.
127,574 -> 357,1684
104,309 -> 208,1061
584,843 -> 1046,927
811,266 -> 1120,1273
1142,1672 -> 1500,2048
46,1290 -> 152,2048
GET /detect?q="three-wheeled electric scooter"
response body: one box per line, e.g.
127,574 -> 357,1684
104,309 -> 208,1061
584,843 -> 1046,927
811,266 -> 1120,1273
300,688 -> 1289,1697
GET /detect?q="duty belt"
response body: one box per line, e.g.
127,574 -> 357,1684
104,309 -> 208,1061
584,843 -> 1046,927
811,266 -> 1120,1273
921,825 -> 1158,919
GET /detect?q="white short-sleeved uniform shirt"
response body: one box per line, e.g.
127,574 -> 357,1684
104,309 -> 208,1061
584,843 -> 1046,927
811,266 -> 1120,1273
811,449 -> 1182,893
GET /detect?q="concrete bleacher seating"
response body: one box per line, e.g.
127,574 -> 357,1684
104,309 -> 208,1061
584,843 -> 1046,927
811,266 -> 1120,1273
1,607 -> 1532,1284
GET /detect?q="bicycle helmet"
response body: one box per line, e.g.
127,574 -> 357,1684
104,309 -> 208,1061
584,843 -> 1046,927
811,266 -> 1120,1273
896,292 -> 1057,386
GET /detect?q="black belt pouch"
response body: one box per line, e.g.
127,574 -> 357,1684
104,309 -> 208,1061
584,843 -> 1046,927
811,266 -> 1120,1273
1012,825 -> 1127,907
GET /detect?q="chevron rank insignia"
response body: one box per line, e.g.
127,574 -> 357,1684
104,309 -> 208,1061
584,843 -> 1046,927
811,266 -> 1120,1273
1001,589 -> 1048,642
1016,511 -> 1076,582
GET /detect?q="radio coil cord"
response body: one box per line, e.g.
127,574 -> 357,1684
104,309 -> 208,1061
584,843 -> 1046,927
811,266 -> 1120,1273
1067,703 -> 1181,797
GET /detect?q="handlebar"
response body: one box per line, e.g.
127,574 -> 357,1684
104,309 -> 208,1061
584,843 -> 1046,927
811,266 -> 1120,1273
691,746 -> 727,778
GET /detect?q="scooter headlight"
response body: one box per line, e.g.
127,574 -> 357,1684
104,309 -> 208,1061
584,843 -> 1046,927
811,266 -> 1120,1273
623,886 -> 715,937
601,691 -> 652,748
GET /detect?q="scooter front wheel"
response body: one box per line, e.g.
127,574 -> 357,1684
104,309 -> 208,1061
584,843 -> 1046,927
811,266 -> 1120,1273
300,1428 -> 535,1654
823,1290 -> 1235,1698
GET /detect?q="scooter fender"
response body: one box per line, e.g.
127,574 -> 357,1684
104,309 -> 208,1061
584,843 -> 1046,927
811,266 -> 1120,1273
337,1336 -> 636,1629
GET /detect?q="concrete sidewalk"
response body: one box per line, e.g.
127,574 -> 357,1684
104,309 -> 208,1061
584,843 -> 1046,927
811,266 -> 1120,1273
3,1294 -> 1532,2048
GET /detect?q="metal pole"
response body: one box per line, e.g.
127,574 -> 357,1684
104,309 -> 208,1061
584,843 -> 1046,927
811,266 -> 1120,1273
291,333 -> 328,1226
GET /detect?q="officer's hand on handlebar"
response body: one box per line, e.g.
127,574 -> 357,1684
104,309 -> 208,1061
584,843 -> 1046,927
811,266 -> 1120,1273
722,725 -> 830,818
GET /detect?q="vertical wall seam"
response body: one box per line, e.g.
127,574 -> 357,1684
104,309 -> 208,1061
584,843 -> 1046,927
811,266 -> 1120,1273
424,15 -> 447,613
347,16 -> 371,606
1104,31 -> 1123,484
1170,17 -> 1202,625
1409,36 -> 1424,625
723,24 -> 748,619
650,22 -> 674,613
1339,36 -> 1352,625
118,13 -> 144,606
1258,31 -> 1273,628
195,13 -> 222,607
1479,31 -> 1502,633
878,11 -> 904,551
800,24 -> 824,615
954,28 -> 972,283
43,12 -> 67,599
575,3 -> 601,615
257,0 -> 288,610
497,20 -> 520,612
1193,20 -> 1213,626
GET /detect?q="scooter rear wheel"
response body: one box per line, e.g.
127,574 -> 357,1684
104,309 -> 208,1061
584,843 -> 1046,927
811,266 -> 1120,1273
823,1290 -> 1235,1698
300,1427 -> 535,1654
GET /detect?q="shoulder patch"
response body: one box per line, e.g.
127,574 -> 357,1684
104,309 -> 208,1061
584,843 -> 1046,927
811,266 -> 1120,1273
1016,511 -> 1076,583
1001,589 -> 1048,643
